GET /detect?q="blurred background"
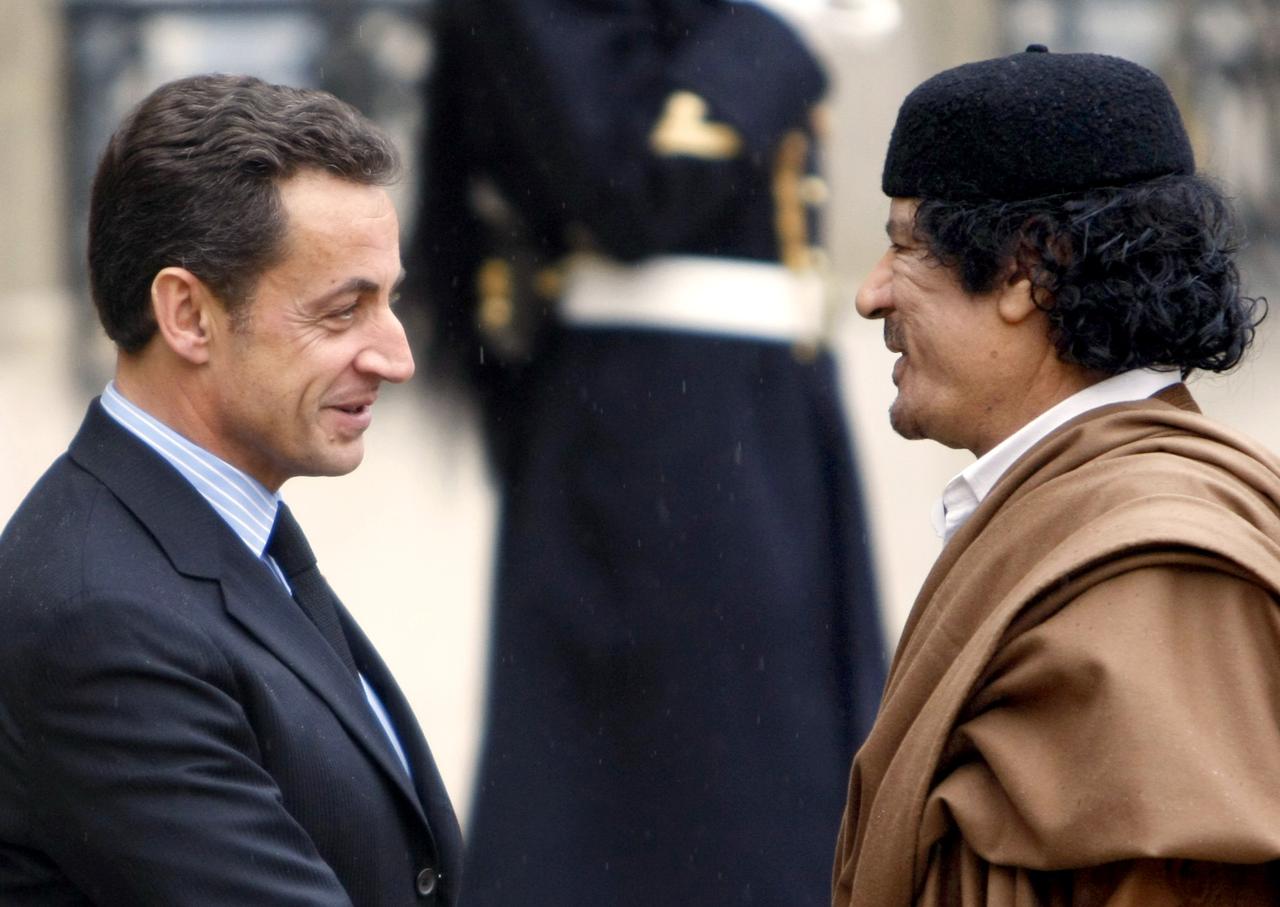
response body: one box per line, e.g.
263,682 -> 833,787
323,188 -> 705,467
3,0 -> 1279,823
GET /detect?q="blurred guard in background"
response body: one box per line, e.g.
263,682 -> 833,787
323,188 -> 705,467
411,1 -> 886,902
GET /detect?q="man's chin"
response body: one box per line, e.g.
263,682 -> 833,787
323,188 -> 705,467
888,402 -> 926,441
301,442 -> 366,479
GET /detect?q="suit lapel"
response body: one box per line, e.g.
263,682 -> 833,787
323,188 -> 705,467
223,563 -> 433,813
342,612 -> 463,871
68,400 -> 433,831
69,400 -> 227,581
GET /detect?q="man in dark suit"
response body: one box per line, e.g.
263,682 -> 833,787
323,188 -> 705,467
0,73 -> 461,905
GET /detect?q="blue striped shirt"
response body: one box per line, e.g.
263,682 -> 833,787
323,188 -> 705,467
102,382 -> 279,558
100,382 -> 412,778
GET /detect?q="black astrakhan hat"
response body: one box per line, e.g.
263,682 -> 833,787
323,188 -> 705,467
882,45 -> 1195,201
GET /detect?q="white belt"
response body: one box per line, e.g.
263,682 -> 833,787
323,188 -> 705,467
558,254 -> 826,344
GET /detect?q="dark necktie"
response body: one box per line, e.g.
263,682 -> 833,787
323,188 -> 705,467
267,503 -> 361,681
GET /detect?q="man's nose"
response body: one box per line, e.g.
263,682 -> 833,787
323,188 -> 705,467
855,250 -> 893,320
357,308 -> 416,384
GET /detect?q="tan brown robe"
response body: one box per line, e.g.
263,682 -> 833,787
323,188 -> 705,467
834,386 -> 1280,906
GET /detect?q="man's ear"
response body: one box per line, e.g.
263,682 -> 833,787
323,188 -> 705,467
996,269 -> 1038,325
151,267 -> 217,364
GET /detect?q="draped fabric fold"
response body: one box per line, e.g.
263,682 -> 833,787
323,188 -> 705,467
834,385 -> 1280,906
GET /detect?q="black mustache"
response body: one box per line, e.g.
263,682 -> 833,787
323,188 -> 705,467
883,320 -> 903,352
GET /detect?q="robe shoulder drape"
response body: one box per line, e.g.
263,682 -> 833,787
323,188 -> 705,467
835,385 -> 1280,907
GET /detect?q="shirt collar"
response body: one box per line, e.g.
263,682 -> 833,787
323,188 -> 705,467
100,382 -> 281,557
932,368 -> 1180,541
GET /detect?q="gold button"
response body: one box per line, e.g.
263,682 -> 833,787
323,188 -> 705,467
799,176 -> 829,207
533,267 -> 563,300
479,293 -> 514,330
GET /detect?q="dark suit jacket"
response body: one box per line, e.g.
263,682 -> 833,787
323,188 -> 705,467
0,401 -> 463,905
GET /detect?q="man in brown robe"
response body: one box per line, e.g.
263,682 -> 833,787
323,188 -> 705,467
834,45 -> 1280,906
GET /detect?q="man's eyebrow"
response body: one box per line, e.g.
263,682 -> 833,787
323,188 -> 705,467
308,270 -> 406,307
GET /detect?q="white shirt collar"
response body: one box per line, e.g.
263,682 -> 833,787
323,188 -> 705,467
931,369 -> 1180,541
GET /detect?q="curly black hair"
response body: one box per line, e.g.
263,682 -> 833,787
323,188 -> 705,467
912,173 -> 1266,376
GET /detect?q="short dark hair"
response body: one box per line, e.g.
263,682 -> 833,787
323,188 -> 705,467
89,73 -> 401,351
912,174 -> 1267,376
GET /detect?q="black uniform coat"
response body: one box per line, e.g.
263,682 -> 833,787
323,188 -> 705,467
0,401 -> 463,906
414,1 -> 887,902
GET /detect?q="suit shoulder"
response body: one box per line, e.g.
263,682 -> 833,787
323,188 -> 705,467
0,465 -> 232,700
1,456 -> 103,597
0,457 -> 187,616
